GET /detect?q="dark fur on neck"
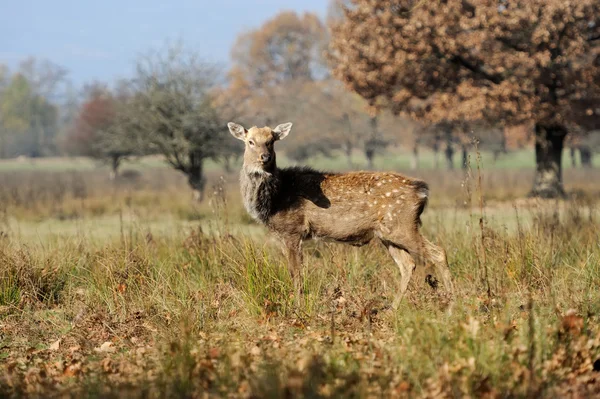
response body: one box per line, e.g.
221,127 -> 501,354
240,165 -> 331,224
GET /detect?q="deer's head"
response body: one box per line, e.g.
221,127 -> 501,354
228,122 -> 292,172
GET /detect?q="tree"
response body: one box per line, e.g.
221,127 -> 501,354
63,84 -> 141,179
0,73 -> 59,158
125,44 -> 229,200
217,11 -> 329,129
273,79 -> 375,167
330,0 -> 600,198
232,11 -> 328,89
568,127 -> 600,168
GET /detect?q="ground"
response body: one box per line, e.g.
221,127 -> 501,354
1,152 -> 599,398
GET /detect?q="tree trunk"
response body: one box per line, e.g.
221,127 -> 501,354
461,145 -> 468,170
365,148 -> 374,169
410,144 -> 419,170
344,143 -> 353,168
187,158 -> 206,202
493,150 -> 500,164
342,114 -> 354,169
365,115 -> 378,169
109,154 -> 121,181
433,142 -> 440,169
445,144 -> 454,170
569,147 -> 577,168
579,146 -> 592,168
529,124 -> 567,198
223,156 -> 233,174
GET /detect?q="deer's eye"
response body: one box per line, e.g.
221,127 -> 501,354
248,140 -> 255,146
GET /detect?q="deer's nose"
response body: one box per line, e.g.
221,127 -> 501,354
260,153 -> 271,163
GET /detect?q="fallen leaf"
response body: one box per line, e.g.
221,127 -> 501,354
208,347 -> 220,359
101,357 -> 115,373
117,283 -> 127,293
250,346 -> 261,356
94,341 -> 116,353
63,361 -> 82,377
49,339 -> 61,351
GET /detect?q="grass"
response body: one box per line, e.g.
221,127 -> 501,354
1,148 -> 597,173
1,158 -> 600,398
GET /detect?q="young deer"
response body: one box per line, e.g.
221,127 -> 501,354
227,122 -> 453,306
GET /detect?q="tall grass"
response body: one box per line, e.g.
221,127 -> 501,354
1,163 -> 600,397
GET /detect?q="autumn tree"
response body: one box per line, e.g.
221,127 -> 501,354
64,84 -> 142,179
330,0 -> 600,198
218,11 -> 331,144
123,45 -> 229,200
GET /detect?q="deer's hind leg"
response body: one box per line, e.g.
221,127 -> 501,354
380,226 -> 454,306
386,244 -> 416,309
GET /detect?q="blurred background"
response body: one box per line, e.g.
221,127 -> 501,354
1,0 -> 599,228
2,3 -> 600,397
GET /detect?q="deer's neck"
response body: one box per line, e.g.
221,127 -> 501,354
240,163 -> 280,224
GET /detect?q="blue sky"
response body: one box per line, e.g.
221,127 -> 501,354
1,0 -> 328,86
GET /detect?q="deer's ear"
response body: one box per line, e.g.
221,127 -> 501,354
227,122 -> 247,141
273,122 -> 292,141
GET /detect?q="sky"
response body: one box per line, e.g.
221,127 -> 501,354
0,0 -> 328,87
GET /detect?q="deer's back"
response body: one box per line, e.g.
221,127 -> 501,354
269,168 -> 428,243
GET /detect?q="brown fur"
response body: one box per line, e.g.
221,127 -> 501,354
227,122 -> 453,306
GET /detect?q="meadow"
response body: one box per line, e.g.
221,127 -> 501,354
1,149 -> 599,398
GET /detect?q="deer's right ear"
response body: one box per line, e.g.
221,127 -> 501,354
227,122 -> 247,141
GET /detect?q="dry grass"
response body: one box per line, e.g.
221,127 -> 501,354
1,166 -> 600,398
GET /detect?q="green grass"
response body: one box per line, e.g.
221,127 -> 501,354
1,159 -> 600,397
2,148 -> 597,174
1,191 -> 600,397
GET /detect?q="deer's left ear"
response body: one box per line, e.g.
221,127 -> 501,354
273,122 -> 292,141
227,122 -> 247,141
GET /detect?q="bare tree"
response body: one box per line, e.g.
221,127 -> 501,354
124,44 -> 229,200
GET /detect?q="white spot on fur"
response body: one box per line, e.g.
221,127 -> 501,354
374,200 -> 378,204
392,189 -> 399,193
387,212 -> 393,220
385,192 -> 391,197
396,200 -> 401,204
377,182 -> 382,187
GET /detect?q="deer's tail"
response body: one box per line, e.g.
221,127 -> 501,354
410,180 -> 429,226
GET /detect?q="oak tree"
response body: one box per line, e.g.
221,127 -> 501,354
330,0 -> 600,197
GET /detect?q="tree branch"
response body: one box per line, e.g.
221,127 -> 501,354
450,55 -> 504,84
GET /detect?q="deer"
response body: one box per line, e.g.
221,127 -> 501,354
227,122 -> 453,308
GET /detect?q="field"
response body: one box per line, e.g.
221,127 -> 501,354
1,151 -> 600,398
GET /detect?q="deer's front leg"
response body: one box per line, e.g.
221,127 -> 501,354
282,235 -> 303,293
